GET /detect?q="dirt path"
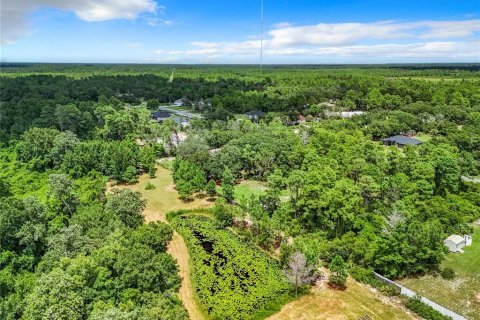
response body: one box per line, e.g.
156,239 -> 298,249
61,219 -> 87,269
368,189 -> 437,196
168,232 -> 205,320
110,165 -> 209,320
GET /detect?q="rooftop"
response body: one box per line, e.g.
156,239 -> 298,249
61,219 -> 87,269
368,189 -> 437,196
445,235 -> 465,244
381,135 -> 423,146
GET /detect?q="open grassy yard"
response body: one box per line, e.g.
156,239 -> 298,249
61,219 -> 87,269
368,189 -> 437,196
110,165 -> 214,222
269,278 -> 417,320
231,180 -> 290,202
412,132 -> 432,142
399,226 -> 480,320
233,180 -> 268,200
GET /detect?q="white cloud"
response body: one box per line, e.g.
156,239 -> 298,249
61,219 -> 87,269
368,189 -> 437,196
170,19 -> 479,62
148,18 -> 175,27
272,22 -> 292,29
265,41 -> 480,58
1,0 -> 159,45
267,19 -> 480,48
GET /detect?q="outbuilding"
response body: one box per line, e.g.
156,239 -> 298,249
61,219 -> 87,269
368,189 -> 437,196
444,235 -> 466,253
381,135 -> 423,147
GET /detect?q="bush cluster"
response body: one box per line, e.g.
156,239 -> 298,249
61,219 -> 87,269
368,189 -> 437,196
172,215 -> 290,320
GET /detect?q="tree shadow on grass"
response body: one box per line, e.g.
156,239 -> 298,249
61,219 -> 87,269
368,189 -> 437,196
327,282 -> 347,291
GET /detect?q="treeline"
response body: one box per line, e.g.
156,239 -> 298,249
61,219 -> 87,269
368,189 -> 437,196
2,65 -> 479,139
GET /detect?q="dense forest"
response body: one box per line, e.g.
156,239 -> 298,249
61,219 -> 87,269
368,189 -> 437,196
1,63 -> 479,319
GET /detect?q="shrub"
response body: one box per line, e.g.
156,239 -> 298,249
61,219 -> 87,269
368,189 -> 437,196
440,267 -> 456,280
212,198 -> 233,228
405,296 -> 452,320
350,266 -> 400,296
144,182 -> 156,190
172,215 -> 290,320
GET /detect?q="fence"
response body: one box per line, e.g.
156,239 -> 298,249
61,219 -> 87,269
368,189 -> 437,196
373,272 -> 468,320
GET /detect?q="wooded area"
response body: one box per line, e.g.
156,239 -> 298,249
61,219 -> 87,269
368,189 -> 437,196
1,63 -> 479,319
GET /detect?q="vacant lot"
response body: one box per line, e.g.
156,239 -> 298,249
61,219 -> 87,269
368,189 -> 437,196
110,165 -> 210,320
399,226 -> 480,320
111,165 -> 214,221
269,278 -> 416,320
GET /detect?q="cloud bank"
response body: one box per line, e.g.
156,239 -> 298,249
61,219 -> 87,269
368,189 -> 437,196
1,0 -> 159,44
153,19 -> 480,61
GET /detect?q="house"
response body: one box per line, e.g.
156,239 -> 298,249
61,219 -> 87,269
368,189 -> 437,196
381,135 -> 423,147
151,111 -> 171,122
245,110 -> 265,121
461,176 -> 480,184
444,235 -> 466,253
324,111 -> 365,118
174,98 -> 190,106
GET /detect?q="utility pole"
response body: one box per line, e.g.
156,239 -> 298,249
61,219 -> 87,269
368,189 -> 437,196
260,0 -> 264,70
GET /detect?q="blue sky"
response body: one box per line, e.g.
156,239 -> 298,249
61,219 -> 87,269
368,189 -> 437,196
1,0 -> 479,63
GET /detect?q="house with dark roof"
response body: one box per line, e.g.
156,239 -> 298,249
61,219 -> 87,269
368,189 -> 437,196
381,135 -> 423,147
244,110 -> 265,121
151,111 -> 171,122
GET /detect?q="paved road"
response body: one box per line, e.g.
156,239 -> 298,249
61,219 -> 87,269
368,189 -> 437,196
158,105 -> 204,119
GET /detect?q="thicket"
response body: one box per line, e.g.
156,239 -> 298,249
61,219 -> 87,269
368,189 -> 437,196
171,214 -> 291,320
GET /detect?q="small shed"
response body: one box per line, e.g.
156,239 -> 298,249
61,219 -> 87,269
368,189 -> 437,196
381,135 -> 423,147
444,235 -> 466,253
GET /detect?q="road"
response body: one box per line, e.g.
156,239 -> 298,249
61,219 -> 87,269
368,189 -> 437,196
158,105 -> 205,119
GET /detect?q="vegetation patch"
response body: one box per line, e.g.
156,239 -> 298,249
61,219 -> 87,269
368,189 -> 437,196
171,214 -> 291,320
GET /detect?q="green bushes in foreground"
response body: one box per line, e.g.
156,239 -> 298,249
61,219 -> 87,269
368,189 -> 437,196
171,214 -> 290,320
405,296 -> 452,320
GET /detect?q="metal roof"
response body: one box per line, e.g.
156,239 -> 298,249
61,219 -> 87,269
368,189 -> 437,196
381,135 -> 423,146
445,235 -> 465,244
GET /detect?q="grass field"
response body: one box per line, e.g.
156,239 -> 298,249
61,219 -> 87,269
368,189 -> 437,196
230,180 -> 290,202
110,165 -> 214,222
269,278 -> 417,320
399,226 -> 480,320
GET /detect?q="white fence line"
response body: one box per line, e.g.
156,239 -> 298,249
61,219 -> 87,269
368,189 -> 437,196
373,272 -> 468,320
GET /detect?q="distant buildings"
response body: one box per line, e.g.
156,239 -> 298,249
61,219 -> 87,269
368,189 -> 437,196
151,111 -> 171,122
461,176 -> 480,184
324,111 -> 365,118
381,135 -> 423,147
174,98 -> 189,106
244,110 -> 265,121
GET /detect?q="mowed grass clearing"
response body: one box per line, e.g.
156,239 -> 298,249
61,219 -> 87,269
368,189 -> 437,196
229,180 -> 290,202
269,278 -> 417,320
110,165 -> 214,222
399,226 -> 480,320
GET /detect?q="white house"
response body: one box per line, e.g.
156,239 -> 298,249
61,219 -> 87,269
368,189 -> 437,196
444,235 -> 466,253
174,98 -> 187,106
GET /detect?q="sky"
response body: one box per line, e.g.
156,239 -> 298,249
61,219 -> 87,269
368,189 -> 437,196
1,0 -> 479,64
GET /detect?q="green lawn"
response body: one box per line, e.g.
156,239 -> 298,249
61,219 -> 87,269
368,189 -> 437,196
234,180 -> 268,200
412,132 -> 432,142
399,226 -> 480,320
269,278 -> 415,320
219,180 -> 290,202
